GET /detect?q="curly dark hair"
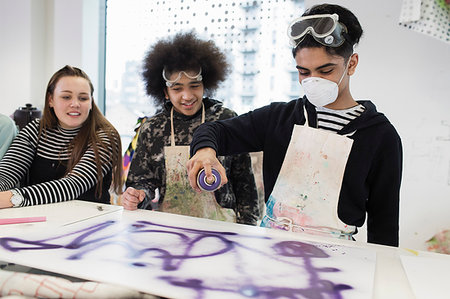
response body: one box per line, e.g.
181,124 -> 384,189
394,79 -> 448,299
292,4 -> 363,62
142,31 -> 230,106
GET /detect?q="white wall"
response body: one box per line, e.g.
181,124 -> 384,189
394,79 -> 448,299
0,0 -> 101,116
1,0 -> 449,251
305,0 -> 450,250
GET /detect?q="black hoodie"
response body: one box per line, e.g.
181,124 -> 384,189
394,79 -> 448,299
191,97 -> 402,246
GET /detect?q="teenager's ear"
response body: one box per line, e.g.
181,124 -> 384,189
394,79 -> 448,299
348,53 -> 359,76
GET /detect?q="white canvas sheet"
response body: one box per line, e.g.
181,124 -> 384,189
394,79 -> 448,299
0,210 -> 376,299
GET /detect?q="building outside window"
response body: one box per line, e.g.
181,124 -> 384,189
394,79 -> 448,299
105,0 -> 304,149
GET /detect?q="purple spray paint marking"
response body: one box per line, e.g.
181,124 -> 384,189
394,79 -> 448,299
197,168 -> 221,192
0,220 -> 354,298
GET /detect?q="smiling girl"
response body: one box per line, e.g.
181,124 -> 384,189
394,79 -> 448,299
0,65 -> 122,208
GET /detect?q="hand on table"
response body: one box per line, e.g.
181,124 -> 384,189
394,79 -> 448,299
121,187 -> 145,210
0,191 -> 13,209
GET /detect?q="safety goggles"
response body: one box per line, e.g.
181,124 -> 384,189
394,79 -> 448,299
162,68 -> 203,87
287,13 -> 347,48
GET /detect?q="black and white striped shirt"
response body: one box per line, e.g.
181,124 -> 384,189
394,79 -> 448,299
0,119 -> 113,206
316,104 -> 366,133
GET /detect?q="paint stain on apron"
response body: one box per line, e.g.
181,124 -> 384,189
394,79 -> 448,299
261,107 -> 355,239
161,104 -> 235,222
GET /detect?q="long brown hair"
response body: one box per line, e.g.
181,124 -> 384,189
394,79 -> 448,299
40,65 -> 123,197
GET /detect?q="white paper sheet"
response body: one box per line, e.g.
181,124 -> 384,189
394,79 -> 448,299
0,201 -> 122,237
0,210 -> 377,299
400,254 -> 450,299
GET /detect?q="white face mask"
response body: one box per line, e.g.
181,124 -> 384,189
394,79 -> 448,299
301,61 -> 348,107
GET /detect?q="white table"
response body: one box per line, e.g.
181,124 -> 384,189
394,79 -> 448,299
0,200 -> 123,235
0,200 -> 448,299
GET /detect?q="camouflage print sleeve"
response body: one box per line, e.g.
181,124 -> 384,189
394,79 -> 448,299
125,120 -> 165,209
228,152 -> 260,225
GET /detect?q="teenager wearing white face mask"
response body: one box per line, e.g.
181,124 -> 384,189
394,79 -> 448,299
187,4 -> 403,247
300,58 -> 349,108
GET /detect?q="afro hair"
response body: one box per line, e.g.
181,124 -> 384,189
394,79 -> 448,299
142,31 -> 230,106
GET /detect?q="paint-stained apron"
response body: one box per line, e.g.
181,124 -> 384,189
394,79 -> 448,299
261,108 -> 355,239
161,105 -> 236,222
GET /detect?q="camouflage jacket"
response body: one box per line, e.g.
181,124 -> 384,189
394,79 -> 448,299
126,98 -> 259,225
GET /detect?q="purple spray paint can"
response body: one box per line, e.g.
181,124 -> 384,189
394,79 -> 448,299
197,168 -> 221,192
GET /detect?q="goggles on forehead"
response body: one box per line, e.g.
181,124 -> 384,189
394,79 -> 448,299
287,13 -> 347,48
162,68 -> 203,87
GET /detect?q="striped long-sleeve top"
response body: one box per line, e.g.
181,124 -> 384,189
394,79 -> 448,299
316,104 -> 366,132
0,119 -> 113,206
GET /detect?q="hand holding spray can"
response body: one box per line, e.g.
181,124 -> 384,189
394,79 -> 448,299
197,168 -> 221,192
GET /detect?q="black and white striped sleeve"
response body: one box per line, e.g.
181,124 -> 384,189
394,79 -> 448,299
16,131 -> 114,206
0,121 -> 39,191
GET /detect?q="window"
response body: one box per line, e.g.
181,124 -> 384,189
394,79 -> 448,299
105,0 -> 304,149
290,71 -> 302,96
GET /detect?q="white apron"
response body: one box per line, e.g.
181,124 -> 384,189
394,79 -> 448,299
161,104 -> 236,222
261,108 -> 355,239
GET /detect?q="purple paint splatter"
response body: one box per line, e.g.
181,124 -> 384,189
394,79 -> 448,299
0,220 -> 353,298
